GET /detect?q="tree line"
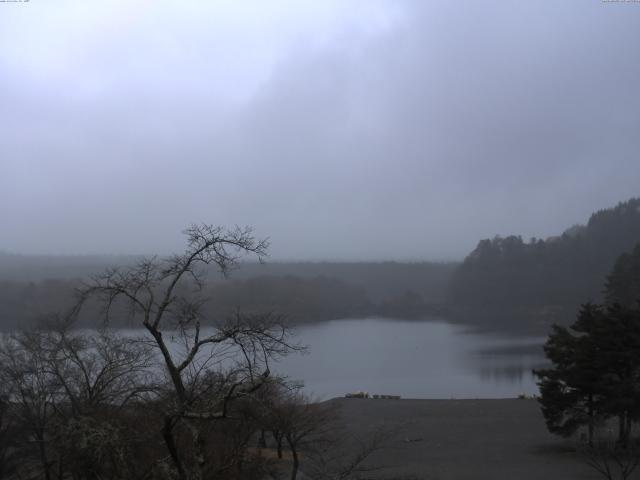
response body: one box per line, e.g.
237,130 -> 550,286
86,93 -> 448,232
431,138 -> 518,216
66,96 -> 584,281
449,198 -> 640,318
0,274 -> 448,331
0,254 -> 456,306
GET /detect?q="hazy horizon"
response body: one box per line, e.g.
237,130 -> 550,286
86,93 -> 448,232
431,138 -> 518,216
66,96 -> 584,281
0,193 -> 628,262
0,249 -> 459,264
0,193 -> 630,262
2,1 -> 639,260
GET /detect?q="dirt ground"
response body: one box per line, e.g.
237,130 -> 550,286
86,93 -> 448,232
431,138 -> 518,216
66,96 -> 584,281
325,397 -> 601,480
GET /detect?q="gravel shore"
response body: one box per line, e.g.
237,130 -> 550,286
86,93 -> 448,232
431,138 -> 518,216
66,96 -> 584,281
329,397 -> 599,480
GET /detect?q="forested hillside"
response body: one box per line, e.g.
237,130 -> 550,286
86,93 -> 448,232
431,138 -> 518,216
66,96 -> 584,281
0,259 -> 456,329
449,198 -> 640,312
0,255 -> 456,304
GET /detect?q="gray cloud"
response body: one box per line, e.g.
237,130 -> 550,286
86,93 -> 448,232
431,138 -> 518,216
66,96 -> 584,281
1,1 -> 639,260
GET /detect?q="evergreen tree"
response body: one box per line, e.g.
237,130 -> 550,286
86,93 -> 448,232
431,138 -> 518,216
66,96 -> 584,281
450,198 -> 640,314
534,304 -> 604,444
590,303 -> 640,445
605,243 -> 640,308
535,302 -> 640,447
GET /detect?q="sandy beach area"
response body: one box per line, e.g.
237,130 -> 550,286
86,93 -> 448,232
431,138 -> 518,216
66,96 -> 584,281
327,397 -> 600,480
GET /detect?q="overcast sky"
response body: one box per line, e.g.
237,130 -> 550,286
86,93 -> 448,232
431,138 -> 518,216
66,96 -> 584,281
1,1 -> 639,260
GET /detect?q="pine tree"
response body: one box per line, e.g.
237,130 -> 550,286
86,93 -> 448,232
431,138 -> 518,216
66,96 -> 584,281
535,303 -> 640,447
605,243 -> 640,308
534,304 -> 604,444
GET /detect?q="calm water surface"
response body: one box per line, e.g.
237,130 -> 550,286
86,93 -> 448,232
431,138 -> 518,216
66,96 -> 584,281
117,317 -> 546,400
271,318 -> 547,399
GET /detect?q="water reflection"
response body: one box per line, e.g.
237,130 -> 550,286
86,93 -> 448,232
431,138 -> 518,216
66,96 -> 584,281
468,340 -> 548,386
477,364 -> 548,384
116,318 -> 549,400
271,317 -> 548,399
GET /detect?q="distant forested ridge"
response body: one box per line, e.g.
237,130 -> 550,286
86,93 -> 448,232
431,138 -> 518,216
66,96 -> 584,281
449,198 -> 640,316
0,258 -> 456,329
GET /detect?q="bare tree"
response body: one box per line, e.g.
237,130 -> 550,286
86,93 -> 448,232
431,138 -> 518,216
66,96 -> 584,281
304,422 -> 404,480
0,319 -> 160,480
0,330 -> 61,480
0,388 -> 22,479
74,224 -> 302,480
253,378 -> 299,460
256,383 -> 406,480
579,436 -> 640,480
41,323 -> 157,415
259,388 -> 338,480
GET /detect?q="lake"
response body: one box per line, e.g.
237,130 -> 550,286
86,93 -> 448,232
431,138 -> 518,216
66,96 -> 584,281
118,317 -> 548,400
271,318 -> 547,399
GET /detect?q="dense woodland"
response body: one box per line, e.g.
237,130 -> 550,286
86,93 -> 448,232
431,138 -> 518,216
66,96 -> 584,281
0,259 -> 455,330
0,257 -> 456,305
448,198 -> 640,324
